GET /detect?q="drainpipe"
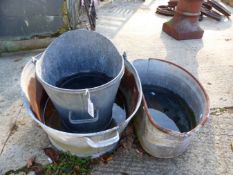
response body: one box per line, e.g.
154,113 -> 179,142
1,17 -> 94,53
162,0 -> 204,40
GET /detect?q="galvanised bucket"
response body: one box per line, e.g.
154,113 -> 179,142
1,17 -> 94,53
133,59 -> 209,158
35,30 -> 124,133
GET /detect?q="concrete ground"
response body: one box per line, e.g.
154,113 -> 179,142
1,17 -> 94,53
0,0 -> 233,174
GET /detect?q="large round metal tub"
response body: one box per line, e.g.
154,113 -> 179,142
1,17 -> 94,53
133,58 -> 209,158
21,54 -> 142,158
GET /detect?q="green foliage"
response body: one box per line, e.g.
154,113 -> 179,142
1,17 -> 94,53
43,152 -> 91,175
4,152 -> 91,175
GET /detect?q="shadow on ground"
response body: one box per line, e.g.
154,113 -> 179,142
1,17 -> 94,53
160,32 -> 203,78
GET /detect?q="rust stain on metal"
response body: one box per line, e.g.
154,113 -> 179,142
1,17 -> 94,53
27,77 -> 47,122
201,7 -> 222,21
209,0 -> 231,17
156,6 -> 175,16
120,68 -> 139,114
202,1 -> 213,10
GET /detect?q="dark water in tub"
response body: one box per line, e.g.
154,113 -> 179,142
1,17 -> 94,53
143,85 -> 196,132
56,72 -> 113,89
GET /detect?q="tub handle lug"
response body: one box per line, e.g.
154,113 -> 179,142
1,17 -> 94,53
122,51 -> 127,60
31,53 -> 42,64
85,131 -> 120,148
68,89 -> 98,124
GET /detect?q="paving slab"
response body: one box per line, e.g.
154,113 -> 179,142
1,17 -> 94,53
0,0 -> 233,174
92,109 -> 233,175
0,50 -> 51,174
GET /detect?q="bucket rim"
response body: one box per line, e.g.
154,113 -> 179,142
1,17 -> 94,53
21,57 -> 142,137
133,58 -> 210,138
35,30 -> 125,94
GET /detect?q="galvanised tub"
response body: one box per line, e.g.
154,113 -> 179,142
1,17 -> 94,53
21,54 -> 142,158
133,58 -> 209,158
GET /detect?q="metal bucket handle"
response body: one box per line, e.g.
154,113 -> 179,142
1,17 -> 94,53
85,131 -> 120,148
68,89 -> 97,124
32,54 -> 40,64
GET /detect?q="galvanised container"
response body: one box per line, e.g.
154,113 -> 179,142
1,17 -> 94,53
21,54 -> 142,158
35,29 -> 124,132
133,58 -> 209,158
